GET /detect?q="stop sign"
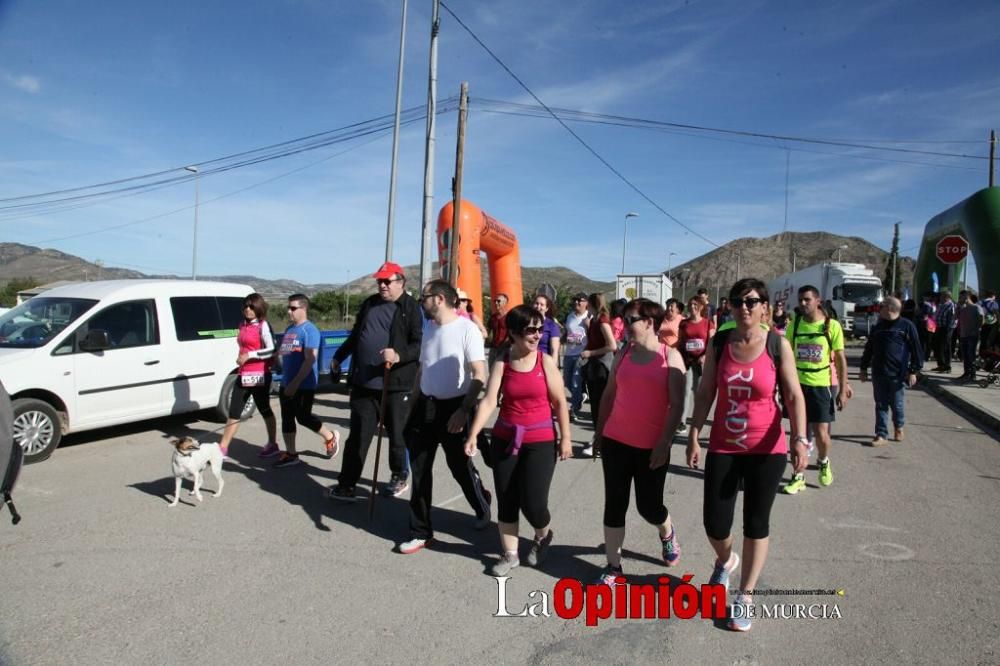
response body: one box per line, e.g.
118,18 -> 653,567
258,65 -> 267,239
936,235 -> 969,264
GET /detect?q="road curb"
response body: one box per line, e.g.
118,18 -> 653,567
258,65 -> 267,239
922,380 -> 1000,434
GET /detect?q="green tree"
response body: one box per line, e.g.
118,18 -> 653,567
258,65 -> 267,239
0,277 -> 40,307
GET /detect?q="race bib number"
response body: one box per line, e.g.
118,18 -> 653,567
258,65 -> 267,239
684,338 -> 705,354
567,332 -> 584,346
241,371 -> 266,387
796,343 -> 824,364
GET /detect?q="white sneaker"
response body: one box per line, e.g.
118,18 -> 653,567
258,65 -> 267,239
399,538 -> 429,555
581,444 -> 594,457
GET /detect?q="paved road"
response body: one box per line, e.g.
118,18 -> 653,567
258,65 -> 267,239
2,353 -> 998,665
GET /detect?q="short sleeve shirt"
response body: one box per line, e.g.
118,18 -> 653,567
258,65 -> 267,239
419,317 -> 487,398
280,320 -> 321,390
786,316 -> 844,387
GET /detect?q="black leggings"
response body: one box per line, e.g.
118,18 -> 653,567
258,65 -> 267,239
279,389 -> 323,434
703,452 -> 785,540
584,360 -> 610,430
227,376 -> 274,420
491,437 -> 557,528
601,437 -> 669,528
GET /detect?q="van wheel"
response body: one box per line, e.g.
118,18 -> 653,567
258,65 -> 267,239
12,399 -> 62,464
216,374 -> 257,422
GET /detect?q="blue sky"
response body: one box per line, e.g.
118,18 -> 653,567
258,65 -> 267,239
1,0 -> 997,286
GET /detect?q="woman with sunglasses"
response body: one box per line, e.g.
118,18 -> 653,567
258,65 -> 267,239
686,278 -> 807,632
593,298 -> 687,586
219,293 -> 278,458
531,294 -> 561,358
466,305 -> 572,575
580,293 -> 617,455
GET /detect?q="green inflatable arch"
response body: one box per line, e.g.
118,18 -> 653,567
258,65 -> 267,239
914,187 -> 1000,297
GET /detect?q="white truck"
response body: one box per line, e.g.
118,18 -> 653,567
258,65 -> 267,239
616,273 -> 673,304
767,263 -> 883,335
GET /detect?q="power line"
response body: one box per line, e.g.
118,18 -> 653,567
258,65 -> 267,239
439,1 -> 720,248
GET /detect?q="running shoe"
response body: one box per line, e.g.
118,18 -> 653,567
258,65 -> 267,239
328,484 -> 360,502
399,538 -> 429,555
272,452 -> 301,468
728,594 -> 753,632
818,459 -> 833,486
526,530 -> 553,567
382,474 -> 409,498
709,552 -> 740,589
676,423 -> 689,435
869,436 -> 889,447
258,441 -> 280,458
661,527 -> 681,566
474,489 -> 493,530
594,565 -> 626,588
581,443 -> 594,457
893,428 -> 905,442
782,473 -> 806,495
490,552 -> 520,576
324,430 -> 341,459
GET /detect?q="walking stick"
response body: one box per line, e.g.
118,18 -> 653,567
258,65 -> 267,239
368,362 -> 392,521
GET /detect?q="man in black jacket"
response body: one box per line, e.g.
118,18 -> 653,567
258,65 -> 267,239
859,297 -> 923,447
328,262 -> 423,500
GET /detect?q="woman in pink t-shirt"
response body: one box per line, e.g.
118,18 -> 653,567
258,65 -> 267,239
592,298 -> 687,587
466,305 -> 571,576
686,278 -> 807,632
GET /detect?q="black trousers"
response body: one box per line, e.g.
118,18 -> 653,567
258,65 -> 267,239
490,437 -> 557,528
405,394 -> 490,539
583,360 -> 610,430
600,437 -> 670,529
338,387 -> 410,489
934,329 -> 953,370
279,389 -> 322,434
703,452 -> 785,540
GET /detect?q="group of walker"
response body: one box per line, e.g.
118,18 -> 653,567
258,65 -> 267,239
222,260 -> 876,632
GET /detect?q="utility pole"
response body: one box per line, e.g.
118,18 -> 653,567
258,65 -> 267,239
736,249 -> 741,281
990,129 -> 996,188
419,0 -> 440,285
890,221 -> 900,295
447,82 -> 468,287
384,0 -> 409,262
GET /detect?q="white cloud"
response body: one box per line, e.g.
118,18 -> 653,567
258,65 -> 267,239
3,72 -> 41,94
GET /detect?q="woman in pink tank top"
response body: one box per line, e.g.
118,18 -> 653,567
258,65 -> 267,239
466,305 -> 571,575
685,278 -> 807,632
592,298 -> 687,587
218,293 -> 278,457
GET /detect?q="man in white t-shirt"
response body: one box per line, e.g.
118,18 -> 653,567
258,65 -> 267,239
398,279 -> 492,555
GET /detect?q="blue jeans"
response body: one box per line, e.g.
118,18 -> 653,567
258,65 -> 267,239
562,354 -> 584,413
872,376 -> 905,437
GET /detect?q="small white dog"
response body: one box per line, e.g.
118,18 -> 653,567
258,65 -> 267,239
168,437 -> 224,507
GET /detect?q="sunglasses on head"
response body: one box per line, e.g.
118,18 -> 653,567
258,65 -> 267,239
731,296 -> 764,310
623,314 -> 648,325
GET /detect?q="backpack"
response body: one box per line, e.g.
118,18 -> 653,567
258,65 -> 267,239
0,381 -> 23,525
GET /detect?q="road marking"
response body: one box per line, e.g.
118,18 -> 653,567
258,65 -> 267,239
825,518 -> 902,532
857,542 -> 915,561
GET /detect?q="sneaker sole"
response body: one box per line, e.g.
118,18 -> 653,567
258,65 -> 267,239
727,620 -> 752,632
399,540 -> 430,555
384,483 -> 409,498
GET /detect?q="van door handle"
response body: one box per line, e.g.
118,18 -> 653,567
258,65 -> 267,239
144,360 -> 160,366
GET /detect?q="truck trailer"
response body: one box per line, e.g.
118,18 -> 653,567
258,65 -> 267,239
616,273 -> 673,305
767,262 -> 883,335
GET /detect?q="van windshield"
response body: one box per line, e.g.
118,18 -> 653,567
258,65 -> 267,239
0,297 -> 98,348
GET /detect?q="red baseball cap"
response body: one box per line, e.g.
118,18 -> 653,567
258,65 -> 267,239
373,261 -> 405,280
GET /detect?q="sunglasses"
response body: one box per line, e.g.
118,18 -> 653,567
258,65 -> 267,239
376,278 -> 400,286
420,293 -> 437,301
287,305 -> 302,311
623,314 -> 648,325
732,297 -> 764,310
521,326 -> 542,335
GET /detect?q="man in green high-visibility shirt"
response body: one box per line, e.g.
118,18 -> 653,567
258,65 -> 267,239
782,285 -> 853,494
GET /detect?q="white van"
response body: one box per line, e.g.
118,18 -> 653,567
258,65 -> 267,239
0,279 -> 259,463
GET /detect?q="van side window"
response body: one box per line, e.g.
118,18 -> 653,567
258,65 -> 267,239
80,300 -> 159,350
171,297 -> 242,341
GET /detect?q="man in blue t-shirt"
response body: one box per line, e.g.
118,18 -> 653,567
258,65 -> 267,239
274,293 -> 338,468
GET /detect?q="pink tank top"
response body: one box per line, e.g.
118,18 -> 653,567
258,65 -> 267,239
238,320 -> 267,378
603,344 -> 671,450
492,351 -> 555,444
709,342 -> 787,455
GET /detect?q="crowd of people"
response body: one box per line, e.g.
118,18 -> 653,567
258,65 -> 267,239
221,261 -> 993,632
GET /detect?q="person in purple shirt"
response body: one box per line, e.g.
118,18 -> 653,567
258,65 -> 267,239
532,294 -> 562,358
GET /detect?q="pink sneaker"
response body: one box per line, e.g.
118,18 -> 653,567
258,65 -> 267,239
259,441 -> 280,458
324,430 -> 341,459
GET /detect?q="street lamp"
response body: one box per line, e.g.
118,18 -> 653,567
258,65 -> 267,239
667,251 -> 677,275
621,212 -> 638,274
185,166 -> 200,279
837,244 -> 848,262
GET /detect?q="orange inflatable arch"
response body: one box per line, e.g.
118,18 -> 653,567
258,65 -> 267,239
436,199 -> 523,314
